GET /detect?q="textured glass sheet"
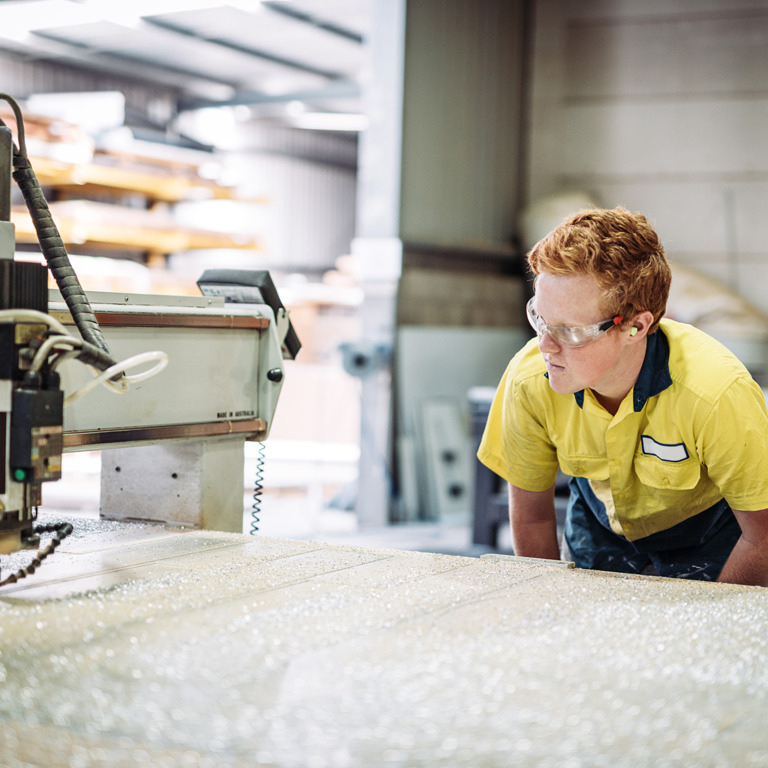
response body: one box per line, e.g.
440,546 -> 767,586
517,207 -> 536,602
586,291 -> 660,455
1,515 -> 767,767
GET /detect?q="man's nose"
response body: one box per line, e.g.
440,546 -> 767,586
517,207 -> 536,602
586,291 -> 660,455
538,329 -> 561,353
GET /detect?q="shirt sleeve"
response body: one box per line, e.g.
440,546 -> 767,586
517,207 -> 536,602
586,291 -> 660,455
477,352 -> 559,492
698,374 -> 768,511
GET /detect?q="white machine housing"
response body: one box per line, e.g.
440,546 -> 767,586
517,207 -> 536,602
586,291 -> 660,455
52,288 -> 290,532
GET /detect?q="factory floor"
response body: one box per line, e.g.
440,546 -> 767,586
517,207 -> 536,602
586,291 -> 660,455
249,494 -> 511,558
40,445 -> 512,559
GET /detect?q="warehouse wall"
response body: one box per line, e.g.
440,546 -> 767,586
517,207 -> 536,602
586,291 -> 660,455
526,0 -> 768,314
0,51 -> 357,274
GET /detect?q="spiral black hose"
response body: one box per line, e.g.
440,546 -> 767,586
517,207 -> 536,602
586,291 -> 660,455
12,152 -> 116,367
0,93 -> 117,372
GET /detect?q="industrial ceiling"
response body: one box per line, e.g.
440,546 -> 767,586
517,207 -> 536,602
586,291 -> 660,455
0,0 -> 370,129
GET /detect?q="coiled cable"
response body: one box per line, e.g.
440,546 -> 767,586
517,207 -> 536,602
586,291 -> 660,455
250,442 -> 265,534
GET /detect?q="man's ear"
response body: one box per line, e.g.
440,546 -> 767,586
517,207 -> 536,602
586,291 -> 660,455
627,310 -> 655,342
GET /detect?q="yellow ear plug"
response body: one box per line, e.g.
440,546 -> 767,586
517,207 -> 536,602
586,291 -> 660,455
630,327 -> 638,337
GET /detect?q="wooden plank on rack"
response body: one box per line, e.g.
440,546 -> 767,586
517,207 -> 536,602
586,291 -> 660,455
27,155 -> 260,203
11,203 -> 261,254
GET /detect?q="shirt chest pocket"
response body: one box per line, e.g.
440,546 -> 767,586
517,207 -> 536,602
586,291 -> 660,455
558,455 -> 609,481
634,454 -> 701,491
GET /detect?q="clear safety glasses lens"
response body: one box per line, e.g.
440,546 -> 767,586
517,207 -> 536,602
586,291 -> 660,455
526,297 -> 618,348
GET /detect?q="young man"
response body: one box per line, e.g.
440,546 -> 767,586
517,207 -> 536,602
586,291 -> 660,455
478,207 -> 768,585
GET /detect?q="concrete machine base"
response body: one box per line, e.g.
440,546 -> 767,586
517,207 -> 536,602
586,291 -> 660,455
1,515 -> 767,767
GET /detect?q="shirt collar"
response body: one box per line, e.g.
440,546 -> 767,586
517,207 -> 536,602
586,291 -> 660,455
572,327 -> 672,411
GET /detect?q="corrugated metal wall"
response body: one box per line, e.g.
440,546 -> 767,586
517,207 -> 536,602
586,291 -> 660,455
527,0 -> 768,313
0,51 -> 180,125
222,150 -> 357,271
218,124 -> 358,270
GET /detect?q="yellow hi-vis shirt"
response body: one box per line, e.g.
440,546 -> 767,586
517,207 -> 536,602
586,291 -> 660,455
477,319 -> 768,542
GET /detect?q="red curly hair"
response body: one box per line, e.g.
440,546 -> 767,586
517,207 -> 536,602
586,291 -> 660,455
527,207 -> 671,333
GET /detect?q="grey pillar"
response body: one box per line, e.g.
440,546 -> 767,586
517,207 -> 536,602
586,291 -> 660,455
352,0 -> 406,527
352,0 -> 527,527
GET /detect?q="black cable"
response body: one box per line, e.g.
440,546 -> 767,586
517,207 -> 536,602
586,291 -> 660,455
250,442 -> 265,534
0,93 -> 117,371
0,521 -> 74,587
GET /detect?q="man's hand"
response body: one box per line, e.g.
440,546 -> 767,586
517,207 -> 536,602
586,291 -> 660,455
717,508 -> 768,586
509,482 -> 561,560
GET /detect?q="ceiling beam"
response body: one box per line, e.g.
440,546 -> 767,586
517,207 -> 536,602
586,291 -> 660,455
260,1 -> 364,44
31,29 -> 240,89
144,16 -> 350,81
8,30 -> 235,102
178,80 -> 361,111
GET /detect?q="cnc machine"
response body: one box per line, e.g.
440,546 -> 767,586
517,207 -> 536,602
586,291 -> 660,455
0,94 -> 297,584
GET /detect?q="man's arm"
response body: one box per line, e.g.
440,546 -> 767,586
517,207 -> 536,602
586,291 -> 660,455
509,482 -> 561,560
717,508 -> 768,586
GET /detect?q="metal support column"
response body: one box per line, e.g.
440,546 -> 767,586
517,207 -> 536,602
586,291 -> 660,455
352,0 -> 406,527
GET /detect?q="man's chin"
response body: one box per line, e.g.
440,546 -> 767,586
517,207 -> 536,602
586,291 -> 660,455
546,376 -> 578,396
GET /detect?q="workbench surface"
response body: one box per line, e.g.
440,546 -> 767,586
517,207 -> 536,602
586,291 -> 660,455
1,515 -> 767,767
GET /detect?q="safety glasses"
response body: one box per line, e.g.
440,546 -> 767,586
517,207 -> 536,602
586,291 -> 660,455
526,297 -> 623,348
